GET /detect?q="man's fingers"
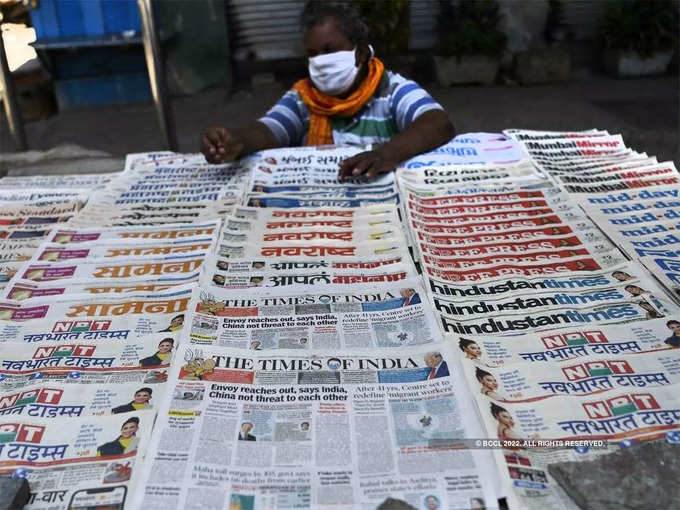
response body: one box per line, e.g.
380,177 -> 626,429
222,140 -> 245,162
338,154 -> 363,179
350,157 -> 375,177
365,166 -> 385,180
200,136 -> 215,154
204,127 -> 224,146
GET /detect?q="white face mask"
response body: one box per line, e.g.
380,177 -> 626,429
308,46 -> 359,96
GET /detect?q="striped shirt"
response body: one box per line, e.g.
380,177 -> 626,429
258,70 -> 444,147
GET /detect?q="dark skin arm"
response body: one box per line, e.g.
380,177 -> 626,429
338,109 -> 455,181
200,121 -> 280,164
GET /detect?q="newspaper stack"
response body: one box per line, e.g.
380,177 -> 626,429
0,205 -> 225,507
400,132 -> 528,169
0,173 -> 111,288
396,130 -> 680,509
506,129 -> 679,194
507,129 -> 680,301
129,145 -> 501,509
0,282 -> 194,508
67,152 -> 250,228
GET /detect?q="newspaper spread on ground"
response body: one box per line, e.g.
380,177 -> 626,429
185,280 -> 440,350
131,342 -> 498,509
451,316 -> 680,367
460,350 -> 680,403
0,381 -> 163,417
472,384 -> 680,510
0,285 -> 192,343
0,413 -> 154,510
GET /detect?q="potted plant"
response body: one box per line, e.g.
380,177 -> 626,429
352,0 -> 414,75
599,0 -> 678,77
434,0 -> 507,86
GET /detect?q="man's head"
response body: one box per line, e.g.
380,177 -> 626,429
252,261 -> 265,269
400,288 -> 416,298
241,421 -> 254,434
424,352 -> 442,368
133,388 -> 152,404
158,338 -> 174,353
121,417 -> 139,438
250,341 -> 261,350
424,495 -> 440,509
301,1 -> 371,97
667,320 -> 680,334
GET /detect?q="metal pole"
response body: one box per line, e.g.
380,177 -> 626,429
0,23 -> 27,151
138,0 -> 178,151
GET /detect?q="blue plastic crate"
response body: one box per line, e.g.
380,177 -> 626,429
43,45 -> 147,79
29,0 -> 141,40
54,72 -> 151,110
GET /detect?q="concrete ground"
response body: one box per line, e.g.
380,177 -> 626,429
1,69 -> 678,172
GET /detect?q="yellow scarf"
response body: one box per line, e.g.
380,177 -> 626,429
293,57 -> 385,146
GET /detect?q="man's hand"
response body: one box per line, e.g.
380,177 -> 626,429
338,148 -> 400,182
200,126 -> 245,164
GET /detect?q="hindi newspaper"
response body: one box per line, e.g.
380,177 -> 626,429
472,384 -> 680,510
0,413 -> 154,510
45,221 -> 221,244
460,350 -> 680,403
26,239 -> 215,264
0,335 -> 179,392
2,280 -> 186,301
10,257 -> 205,285
0,381 -> 163,418
452,316 -> 680,367
0,285 -> 192,343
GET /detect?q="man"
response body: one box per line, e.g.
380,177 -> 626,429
665,320 -> 680,347
200,1 -> 454,181
139,338 -> 174,367
238,421 -> 256,441
424,352 -> 449,379
97,417 -> 140,456
112,388 -> 153,414
400,288 -> 421,306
